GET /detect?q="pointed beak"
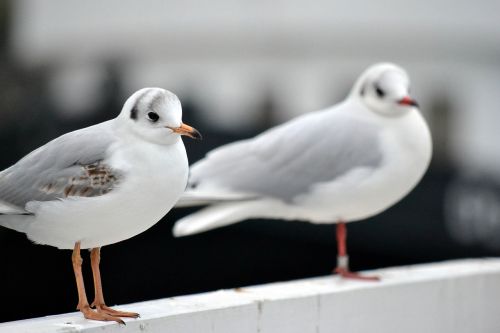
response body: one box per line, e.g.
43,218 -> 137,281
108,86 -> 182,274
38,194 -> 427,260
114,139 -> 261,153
167,123 -> 202,140
398,96 -> 419,108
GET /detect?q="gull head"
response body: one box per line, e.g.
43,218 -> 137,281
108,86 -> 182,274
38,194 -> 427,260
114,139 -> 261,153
351,63 -> 419,117
118,88 -> 201,145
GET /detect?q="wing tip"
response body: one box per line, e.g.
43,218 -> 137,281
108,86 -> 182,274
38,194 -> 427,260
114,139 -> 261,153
172,221 -> 198,237
0,201 -> 29,215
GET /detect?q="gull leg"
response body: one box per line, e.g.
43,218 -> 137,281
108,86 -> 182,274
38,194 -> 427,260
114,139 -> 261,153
72,242 -> 124,323
90,247 -> 139,319
333,222 -> 380,281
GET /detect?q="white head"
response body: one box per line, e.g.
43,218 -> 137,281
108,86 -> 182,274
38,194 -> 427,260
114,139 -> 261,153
350,63 -> 419,117
117,88 -> 201,145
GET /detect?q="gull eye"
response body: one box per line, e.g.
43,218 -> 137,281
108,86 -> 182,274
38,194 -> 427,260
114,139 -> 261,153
147,112 -> 160,122
374,84 -> 385,98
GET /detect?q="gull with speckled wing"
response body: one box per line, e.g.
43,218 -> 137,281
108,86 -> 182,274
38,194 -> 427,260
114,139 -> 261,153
0,88 -> 201,323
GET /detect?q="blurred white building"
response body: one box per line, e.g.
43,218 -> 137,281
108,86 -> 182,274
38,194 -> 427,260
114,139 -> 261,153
9,0 -> 500,179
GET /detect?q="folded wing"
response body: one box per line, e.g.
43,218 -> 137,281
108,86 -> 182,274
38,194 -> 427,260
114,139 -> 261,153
0,122 -> 120,215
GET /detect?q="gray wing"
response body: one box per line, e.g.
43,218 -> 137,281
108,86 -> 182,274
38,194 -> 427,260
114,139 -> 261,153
190,107 -> 383,202
0,121 -> 121,212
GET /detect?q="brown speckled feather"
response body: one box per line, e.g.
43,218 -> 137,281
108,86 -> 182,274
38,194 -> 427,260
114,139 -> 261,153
39,161 -> 120,199
0,121 -> 121,212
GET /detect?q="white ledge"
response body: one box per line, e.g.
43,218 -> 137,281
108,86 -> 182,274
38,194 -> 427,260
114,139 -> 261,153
2,259 -> 500,333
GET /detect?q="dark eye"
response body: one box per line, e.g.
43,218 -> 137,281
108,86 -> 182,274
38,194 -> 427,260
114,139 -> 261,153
147,112 -> 159,122
375,85 -> 385,98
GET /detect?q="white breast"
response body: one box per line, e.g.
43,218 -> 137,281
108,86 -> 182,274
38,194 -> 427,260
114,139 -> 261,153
25,139 -> 189,249
295,111 -> 432,223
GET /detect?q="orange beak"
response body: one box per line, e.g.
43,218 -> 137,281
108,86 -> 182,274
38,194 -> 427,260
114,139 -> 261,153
167,123 -> 202,140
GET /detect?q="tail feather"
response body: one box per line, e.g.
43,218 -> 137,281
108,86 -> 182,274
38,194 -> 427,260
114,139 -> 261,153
0,200 -> 28,215
0,200 -> 33,233
0,214 -> 33,234
173,201 -> 261,237
175,190 -> 257,208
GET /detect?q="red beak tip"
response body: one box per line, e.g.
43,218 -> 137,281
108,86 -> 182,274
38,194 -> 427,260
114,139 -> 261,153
399,96 -> 419,108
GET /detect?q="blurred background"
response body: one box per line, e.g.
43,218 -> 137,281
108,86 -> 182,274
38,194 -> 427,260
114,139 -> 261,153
1,0 -> 500,322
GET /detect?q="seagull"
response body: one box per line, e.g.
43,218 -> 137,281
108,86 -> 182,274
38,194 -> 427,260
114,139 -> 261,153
0,88 -> 201,323
173,63 -> 432,280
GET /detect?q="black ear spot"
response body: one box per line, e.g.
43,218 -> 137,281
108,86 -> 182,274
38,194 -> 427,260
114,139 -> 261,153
130,106 -> 138,120
360,83 -> 366,97
147,112 -> 160,122
374,84 -> 385,98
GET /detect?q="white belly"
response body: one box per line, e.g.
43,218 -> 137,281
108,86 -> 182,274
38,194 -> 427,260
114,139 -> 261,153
25,140 -> 188,249
294,112 -> 432,223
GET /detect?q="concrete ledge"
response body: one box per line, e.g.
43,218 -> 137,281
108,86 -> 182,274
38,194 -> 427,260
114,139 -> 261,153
2,259 -> 500,333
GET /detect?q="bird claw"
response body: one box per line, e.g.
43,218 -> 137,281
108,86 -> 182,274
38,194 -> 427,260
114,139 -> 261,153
334,267 -> 380,281
79,304 -> 126,324
93,303 -> 140,319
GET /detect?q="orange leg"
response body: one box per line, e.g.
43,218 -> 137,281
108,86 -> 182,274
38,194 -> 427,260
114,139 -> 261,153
333,222 -> 380,281
90,247 -> 139,319
72,242 -> 125,323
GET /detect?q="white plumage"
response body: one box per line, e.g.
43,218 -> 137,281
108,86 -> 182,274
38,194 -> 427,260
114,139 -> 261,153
0,87 -> 201,322
0,88 -> 197,249
173,63 -> 432,249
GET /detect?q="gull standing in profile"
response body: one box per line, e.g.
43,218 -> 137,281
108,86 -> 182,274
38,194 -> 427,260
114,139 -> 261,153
0,88 -> 201,322
173,63 -> 432,280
